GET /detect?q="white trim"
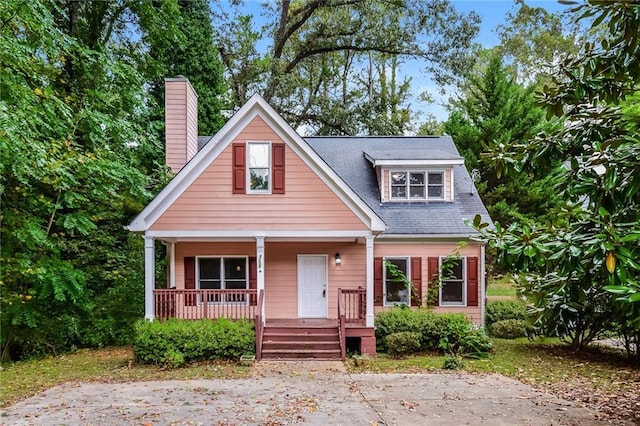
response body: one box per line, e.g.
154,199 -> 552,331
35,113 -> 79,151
145,230 -> 375,239
128,94 -> 385,232
450,167 -> 455,202
365,236 -> 374,327
144,237 -> 155,321
480,244 -> 486,327
297,254 -> 329,318
363,153 -> 464,167
246,141 -> 272,194
169,242 -> 176,288
382,256 -> 411,306
375,234 -> 478,241
438,256 -> 466,306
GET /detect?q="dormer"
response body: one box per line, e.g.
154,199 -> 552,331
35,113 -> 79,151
364,149 -> 464,203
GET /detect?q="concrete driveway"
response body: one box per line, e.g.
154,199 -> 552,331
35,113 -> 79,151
0,361 -> 619,425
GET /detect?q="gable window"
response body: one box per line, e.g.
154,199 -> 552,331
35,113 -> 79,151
384,257 -> 410,306
197,257 -> 248,303
248,142 -> 270,192
439,257 -> 465,306
390,171 -> 444,200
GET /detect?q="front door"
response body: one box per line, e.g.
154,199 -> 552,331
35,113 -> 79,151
297,255 -> 328,318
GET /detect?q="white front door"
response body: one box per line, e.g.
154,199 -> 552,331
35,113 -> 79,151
297,255 -> 328,318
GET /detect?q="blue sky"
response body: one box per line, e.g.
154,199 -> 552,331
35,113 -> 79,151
225,0 -> 572,124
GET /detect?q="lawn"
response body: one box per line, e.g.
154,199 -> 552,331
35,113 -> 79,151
486,274 -> 518,299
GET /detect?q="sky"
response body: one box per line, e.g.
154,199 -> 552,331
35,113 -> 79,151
228,0 -> 573,124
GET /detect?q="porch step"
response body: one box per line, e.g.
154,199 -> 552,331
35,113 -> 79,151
261,323 -> 342,360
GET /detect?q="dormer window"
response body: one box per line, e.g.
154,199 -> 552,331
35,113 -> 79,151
390,171 -> 444,201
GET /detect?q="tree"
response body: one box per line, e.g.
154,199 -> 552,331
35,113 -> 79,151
473,1 -> 640,353
148,0 -> 226,138
213,0 -> 481,134
444,53 -> 558,226
0,0 -> 180,360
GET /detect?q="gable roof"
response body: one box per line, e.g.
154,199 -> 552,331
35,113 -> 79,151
305,136 -> 492,237
128,95 -> 386,233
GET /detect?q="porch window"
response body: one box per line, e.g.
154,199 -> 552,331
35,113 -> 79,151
197,257 -> 248,303
384,257 -> 410,306
439,257 -> 465,305
248,142 -> 270,192
390,171 -> 445,200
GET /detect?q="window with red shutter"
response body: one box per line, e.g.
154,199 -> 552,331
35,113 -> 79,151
232,143 -> 246,194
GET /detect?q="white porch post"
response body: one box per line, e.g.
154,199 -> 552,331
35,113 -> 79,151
169,242 -> 176,288
144,236 -> 155,321
365,235 -> 375,327
256,235 -> 265,319
480,244 -> 486,327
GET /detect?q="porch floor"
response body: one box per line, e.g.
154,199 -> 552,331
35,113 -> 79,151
265,318 -> 367,328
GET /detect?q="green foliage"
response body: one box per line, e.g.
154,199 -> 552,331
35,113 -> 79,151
485,300 -> 527,333
472,1 -> 640,351
442,355 -> 464,370
385,332 -> 421,358
491,320 -> 530,339
133,318 -> 255,367
375,308 -> 492,358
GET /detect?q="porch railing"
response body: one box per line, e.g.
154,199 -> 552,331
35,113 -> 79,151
255,289 -> 264,361
154,289 -> 258,321
337,289 -> 346,360
339,287 -> 366,325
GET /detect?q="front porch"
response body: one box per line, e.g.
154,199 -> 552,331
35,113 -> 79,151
152,287 -> 374,359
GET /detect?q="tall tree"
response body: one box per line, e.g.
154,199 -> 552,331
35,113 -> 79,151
474,1 -> 640,353
214,0 -> 480,134
148,0 -> 226,138
0,0 -> 180,360
444,53 -> 558,225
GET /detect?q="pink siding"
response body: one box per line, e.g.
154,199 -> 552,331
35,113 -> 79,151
173,241 -> 365,320
374,242 -> 483,324
382,168 -> 453,202
152,116 -> 369,231
165,79 -> 198,173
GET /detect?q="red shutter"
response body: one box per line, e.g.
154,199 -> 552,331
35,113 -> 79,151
272,143 -> 285,194
232,143 -> 246,194
466,256 -> 479,306
374,257 -> 383,306
184,256 -> 196,306
411,257 -> 422,307
428,257 -> 439,306
249,256 -> 257,306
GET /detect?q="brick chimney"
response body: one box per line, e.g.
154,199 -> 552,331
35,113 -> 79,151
165,77 -> 198,173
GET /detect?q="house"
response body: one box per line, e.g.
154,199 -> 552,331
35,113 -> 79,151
128,77 -> 492,360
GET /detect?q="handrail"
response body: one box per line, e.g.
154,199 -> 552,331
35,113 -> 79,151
154,289 -> 258,321
338,288 -> 346,360
340,287 -> 366,325
255,289 -> 265,361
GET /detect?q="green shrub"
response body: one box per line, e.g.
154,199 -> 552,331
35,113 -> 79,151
442,355 -> 464,370
491,319 -> 530,339
485,301 -> 526,333
386,332 -> 421,358
375,307 -> 492,358
133,318 -> 255,367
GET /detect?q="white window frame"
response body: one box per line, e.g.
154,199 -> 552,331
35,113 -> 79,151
388,169 -> 446,201
196,256 -> 249,305
383,256 -> 411,306
438,256 -> 466,306
247,141 -> 271,194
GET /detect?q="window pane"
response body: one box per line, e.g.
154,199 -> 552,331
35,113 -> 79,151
225,280 -> 246,290
385,258 -> 409,304
391,186 -> 406,198
442,281 -> 463,302
427,185 -> 442,198
428,172 -> 443,185
450,259 -> 463,279
250,168 -> 269,190
410,186 -> 425,198
409,173 -> 424,185
249,143 -> 269,167
388,258 -> 407,273
199,258 -> 220,279
225,258 -> 246,280
200,279 -> 221,290
391,172 -> 406,185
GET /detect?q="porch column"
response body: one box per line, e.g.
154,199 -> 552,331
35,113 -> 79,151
365,235 -> 374,327
256,235 -> 265,318
480,244 -> 486,327
144,236 -> 155,321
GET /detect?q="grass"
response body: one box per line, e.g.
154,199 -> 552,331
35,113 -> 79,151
486,274 -> 518,299
0,347 -> 251,408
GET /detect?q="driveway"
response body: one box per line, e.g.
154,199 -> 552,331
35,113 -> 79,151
0,361 -> 621,425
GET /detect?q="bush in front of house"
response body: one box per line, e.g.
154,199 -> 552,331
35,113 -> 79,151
375,307 -> 492,357
491,319 -> 531,339
485,300 -> 527,334
386,331 -> 421,358
132,318 -> 255,367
